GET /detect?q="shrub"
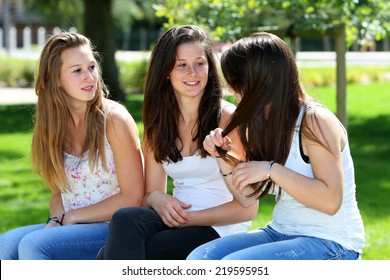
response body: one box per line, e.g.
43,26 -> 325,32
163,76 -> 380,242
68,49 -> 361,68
118,59 -> 148,94
0,58 -> 36,87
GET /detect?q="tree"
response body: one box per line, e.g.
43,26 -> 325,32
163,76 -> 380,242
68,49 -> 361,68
155,0 -> 390,46
155,0 -> 390,128
23,0 -> 125,101
83,0 -> 125,102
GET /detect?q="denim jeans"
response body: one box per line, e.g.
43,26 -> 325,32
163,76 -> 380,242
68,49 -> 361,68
0,222 -> 109,260
187,225 -> 361,260
97,207 -> 220,260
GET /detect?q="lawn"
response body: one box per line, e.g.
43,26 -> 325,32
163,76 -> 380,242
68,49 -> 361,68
0,81 -> 389,260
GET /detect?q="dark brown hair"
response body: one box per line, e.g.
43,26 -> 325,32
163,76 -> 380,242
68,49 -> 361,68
219,32 -> 304,199
142,25 -> 222,163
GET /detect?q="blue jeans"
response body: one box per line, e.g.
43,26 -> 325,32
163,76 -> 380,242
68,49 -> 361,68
187,225 -> 361,260
98,207 -> 220,260
0,222 -> 109,260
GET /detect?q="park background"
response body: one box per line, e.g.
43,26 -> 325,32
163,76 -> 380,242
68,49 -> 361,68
0,0 -> 390,260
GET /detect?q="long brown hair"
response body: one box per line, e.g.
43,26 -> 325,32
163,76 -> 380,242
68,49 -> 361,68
142,25 -> 222,163
31,32 -> 109,192
219,32 -> 304,199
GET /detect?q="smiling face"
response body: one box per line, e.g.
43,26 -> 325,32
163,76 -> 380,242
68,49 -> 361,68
168,42 -> 209,100
59,44 -> 98,106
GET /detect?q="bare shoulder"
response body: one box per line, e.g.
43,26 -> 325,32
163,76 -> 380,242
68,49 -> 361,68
105,100 -> 135,124
305,104 -> 343,132
304,103 -> 346,150
104,100 -> 138,142
219,99 -> 236,127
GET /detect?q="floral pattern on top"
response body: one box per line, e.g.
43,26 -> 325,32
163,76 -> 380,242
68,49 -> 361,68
61,142 -> 119,213
61,104 -> 120,213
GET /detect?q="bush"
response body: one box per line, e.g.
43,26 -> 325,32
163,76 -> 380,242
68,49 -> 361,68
1,56 -> 390,91
118,59 -> 148,94
0,58 -> 36,87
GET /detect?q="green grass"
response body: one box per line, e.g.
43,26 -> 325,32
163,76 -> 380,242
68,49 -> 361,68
0,81 -> 389,260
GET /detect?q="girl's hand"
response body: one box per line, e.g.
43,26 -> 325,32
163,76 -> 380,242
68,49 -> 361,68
44,222 -> 60,229
148,192 -> 192,227
232,161 -> 267,192
203,128 -> 231,157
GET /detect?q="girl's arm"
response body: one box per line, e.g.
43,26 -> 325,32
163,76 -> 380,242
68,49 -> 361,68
62,105 -> 144,225
269,107 -> 345,214
48,190 -> 65,217
142,139 -> 192,227
233,107 -> 345,214
45,190 -> 66,228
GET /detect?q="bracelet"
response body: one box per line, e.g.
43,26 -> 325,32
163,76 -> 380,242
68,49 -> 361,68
46,213 -> 65,226
220,169 -> 233,177
266,161 -> 275,182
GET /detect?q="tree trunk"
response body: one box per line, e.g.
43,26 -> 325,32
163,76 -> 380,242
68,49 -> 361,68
83,0 -> 125,102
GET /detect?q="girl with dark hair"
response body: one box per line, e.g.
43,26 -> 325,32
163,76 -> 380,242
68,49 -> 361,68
187,32 -> 364,260
98,25 -> 257,260
0,32 -> 144,259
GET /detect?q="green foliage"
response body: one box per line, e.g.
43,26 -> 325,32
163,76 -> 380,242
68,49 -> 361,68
0,57 -> 149,93
0,58 -> 37,87
299,66 -> 390,87
118,59 -> 148,94
23,0 -> 84,30
155,0 -> 390,46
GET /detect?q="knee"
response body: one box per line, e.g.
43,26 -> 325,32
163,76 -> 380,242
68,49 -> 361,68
18,235 -> 48,260
112,207 -> 141,223
110,207 -> 150,229
187,244 -> 213,260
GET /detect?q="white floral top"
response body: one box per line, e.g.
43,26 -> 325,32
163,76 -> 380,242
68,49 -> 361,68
61,105 -> 120,213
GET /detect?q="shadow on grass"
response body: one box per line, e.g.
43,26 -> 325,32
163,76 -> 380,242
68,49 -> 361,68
0,149 -> 27,160
0,104 -> 35,133
348,114 -> 390,220
0,96 -> 144,135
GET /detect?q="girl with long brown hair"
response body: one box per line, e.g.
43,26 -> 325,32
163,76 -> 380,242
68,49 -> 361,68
98,25 -> 257,260
188,32 -> 364,260
0,32 -> 144,259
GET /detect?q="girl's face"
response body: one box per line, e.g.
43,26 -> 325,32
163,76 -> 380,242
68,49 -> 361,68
59,45 -> 98,106
168,42 -> 209,100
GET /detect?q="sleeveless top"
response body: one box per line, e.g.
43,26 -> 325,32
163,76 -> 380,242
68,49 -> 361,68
162,101 -> 251,237
163,155 -> 251,237
269,104 -> 365,253
61,102 -> 120,213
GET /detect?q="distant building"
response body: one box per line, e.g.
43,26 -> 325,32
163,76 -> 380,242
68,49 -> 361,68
0,0 -> 50,48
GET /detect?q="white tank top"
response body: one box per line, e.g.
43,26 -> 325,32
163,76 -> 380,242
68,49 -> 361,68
163,154 -> 251,237
269,105 -> 365,253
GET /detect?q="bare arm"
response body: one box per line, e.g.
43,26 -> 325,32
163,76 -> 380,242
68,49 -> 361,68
232,107 -> 345,214
142,138 -> 192,227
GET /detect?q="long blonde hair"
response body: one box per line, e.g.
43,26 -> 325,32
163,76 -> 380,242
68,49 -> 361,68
31,32 -> 109,192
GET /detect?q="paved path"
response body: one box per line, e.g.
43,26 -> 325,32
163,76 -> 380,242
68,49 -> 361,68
0,87 -> 37,105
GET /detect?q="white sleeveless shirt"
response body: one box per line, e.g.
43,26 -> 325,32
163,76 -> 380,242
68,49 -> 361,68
162,100 -> 251,237
61,102 -> 120,213
269,105 -> 365,253
163,154 -> 251,237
